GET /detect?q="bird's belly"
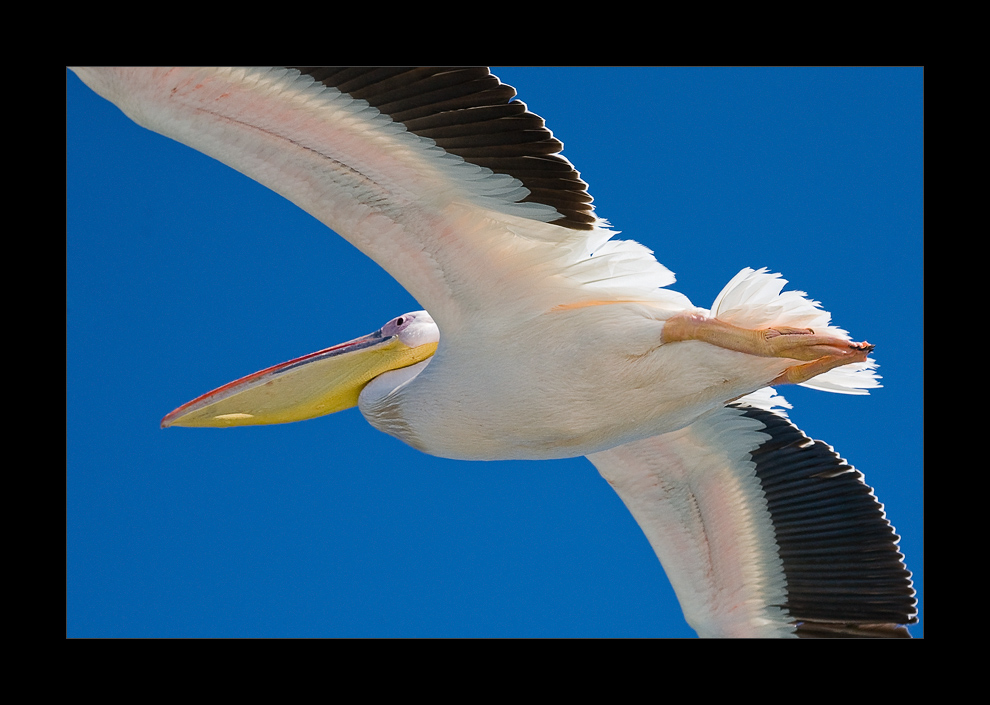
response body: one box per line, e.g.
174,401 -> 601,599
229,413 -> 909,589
384,340 -> 793,461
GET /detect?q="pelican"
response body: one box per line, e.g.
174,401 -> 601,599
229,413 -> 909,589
68,67 -> 919,637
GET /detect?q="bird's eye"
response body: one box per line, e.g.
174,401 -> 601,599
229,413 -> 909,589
395,317 -> 405,327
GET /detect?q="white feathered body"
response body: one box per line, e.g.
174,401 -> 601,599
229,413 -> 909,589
366,302 -> 794,460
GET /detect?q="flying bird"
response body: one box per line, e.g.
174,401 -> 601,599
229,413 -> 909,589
68,67 -> 919,637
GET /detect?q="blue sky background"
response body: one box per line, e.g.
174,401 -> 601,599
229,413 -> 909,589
67,67 -> 923,637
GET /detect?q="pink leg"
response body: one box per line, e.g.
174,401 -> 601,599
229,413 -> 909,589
661,313 -> 873,384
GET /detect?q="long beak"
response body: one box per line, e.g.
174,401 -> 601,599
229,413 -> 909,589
161,330 -> 438,428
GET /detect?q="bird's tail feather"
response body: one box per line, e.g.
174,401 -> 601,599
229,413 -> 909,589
710,268 -> 881,394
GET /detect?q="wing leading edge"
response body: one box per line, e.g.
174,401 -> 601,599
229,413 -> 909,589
68,67 -> 676,331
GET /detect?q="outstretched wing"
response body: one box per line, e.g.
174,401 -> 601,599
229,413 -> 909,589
69,67 -> 677,330
588,398 -> 917,637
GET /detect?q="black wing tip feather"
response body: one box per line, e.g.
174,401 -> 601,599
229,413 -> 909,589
730,404 -> 918,638
288,67 -> 597,230
794,621 -> 914,638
